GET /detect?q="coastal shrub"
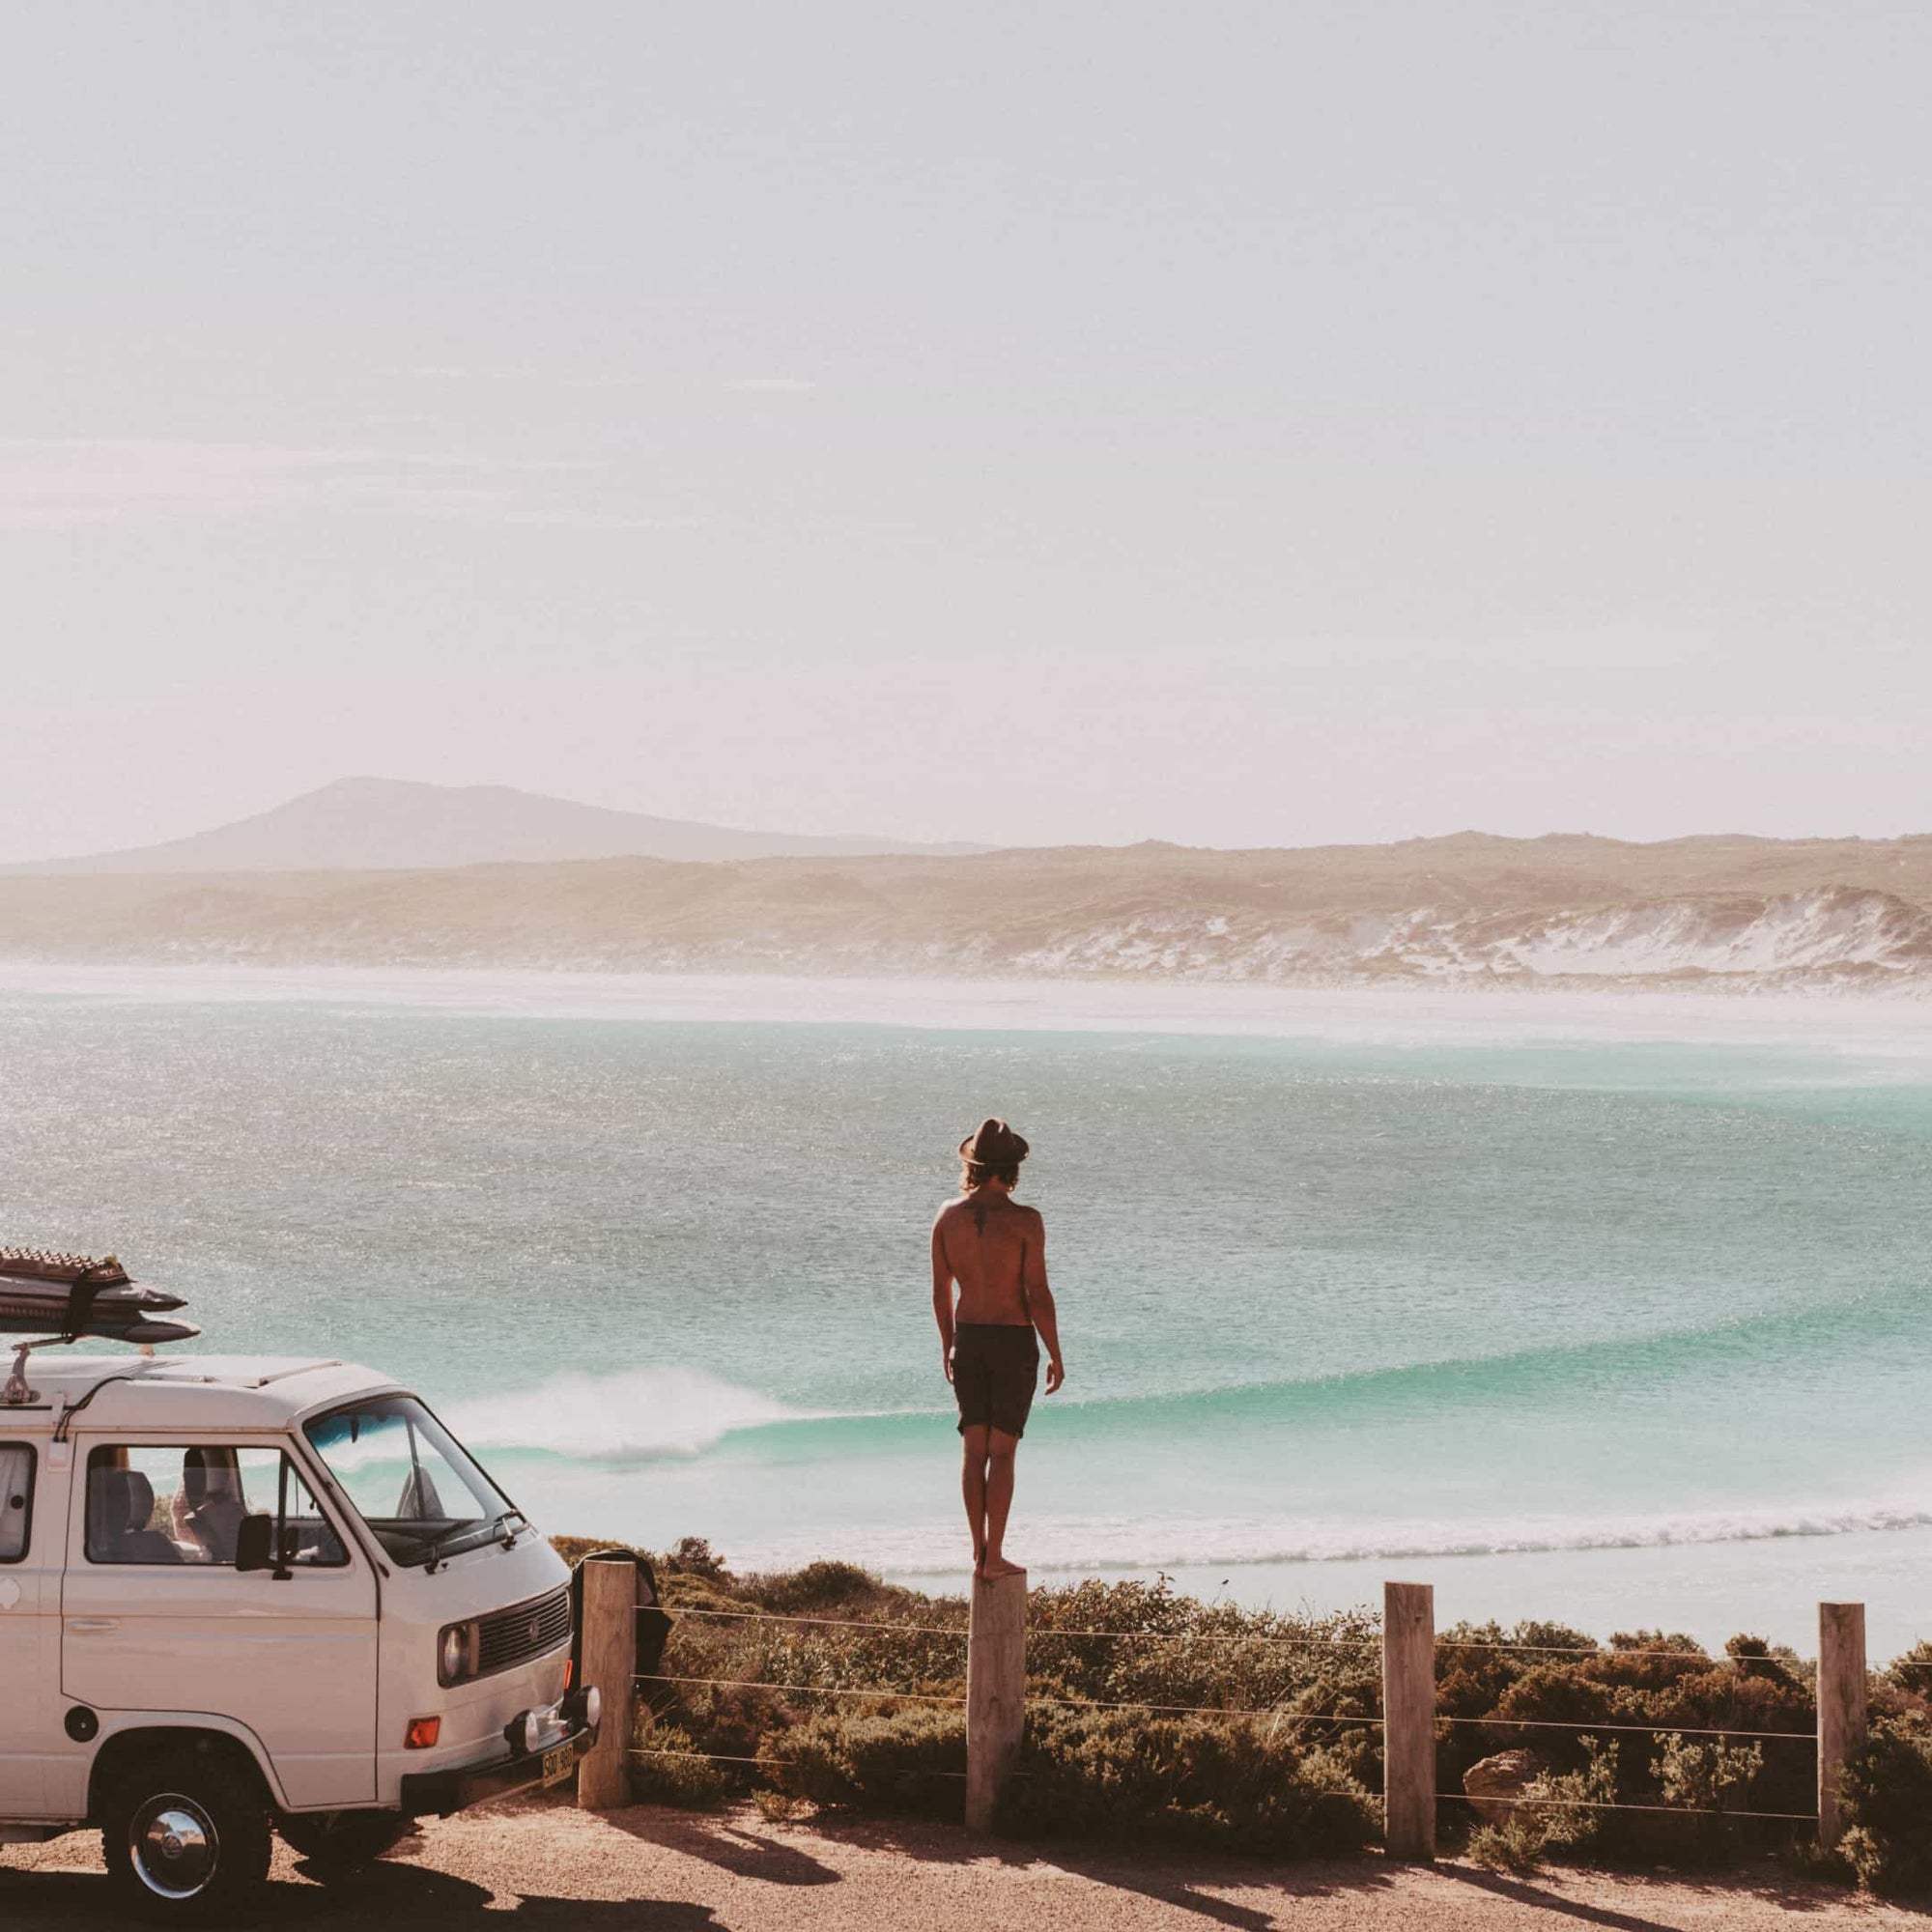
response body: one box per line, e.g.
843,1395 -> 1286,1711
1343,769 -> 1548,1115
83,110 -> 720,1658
1007,1707 -> 1377,1856
1467,1817 -> 1548,1871
628,1725 -> 726,1808
1427,1611 -> 1820,1862
554,1536 -> 1932,1888
753,1788 -> 810,1824
1835,1716 -> 1932,1895
666,1536 -> 732,1582
748,1560 -> 892,1614
1466,1737 -> 1618,1871
767,1708 -> 966,1818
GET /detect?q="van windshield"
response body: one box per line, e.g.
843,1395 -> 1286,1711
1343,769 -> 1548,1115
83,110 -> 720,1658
305,1396 -> 519,1567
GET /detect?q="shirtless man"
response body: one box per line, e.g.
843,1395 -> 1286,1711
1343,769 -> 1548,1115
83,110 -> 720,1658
931,1118 -> 1065,1581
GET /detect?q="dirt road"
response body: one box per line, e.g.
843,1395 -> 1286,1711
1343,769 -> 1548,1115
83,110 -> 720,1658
1,1795 -> 1915,1930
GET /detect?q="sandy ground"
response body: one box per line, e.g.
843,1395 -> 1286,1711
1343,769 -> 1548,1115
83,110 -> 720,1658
3,1796 -> 1924,1931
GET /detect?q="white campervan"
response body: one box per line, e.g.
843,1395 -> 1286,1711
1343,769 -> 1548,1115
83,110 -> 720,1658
0,1345 -> 601,1921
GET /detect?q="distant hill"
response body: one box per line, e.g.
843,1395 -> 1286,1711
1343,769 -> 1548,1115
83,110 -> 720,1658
4,777 -> 986,873
4,829 -> 1932,988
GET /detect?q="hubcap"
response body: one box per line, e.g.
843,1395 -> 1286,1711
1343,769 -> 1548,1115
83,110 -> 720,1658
131,1795 -> 220,1900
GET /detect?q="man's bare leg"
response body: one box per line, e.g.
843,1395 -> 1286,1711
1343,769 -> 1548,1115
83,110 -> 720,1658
980,1429 -> 1023,1580
961,1425 -> 990,1576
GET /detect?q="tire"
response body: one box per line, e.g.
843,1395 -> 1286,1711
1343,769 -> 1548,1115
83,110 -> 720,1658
278,1808 -> 409,1870
100,1745 -> 272,1925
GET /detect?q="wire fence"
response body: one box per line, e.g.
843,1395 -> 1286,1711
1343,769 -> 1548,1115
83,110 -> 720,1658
621,1592 -> 1930,1833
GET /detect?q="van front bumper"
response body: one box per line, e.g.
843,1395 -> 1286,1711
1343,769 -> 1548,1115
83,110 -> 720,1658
400,1692 -> 602,1817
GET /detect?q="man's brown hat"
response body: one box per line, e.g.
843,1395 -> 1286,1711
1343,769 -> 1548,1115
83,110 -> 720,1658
958,1117 -> 1029,1166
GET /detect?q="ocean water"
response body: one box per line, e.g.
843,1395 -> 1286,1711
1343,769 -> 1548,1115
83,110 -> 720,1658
4,967 -> 1929,1655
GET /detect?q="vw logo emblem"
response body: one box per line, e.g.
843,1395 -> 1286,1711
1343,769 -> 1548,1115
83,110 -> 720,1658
526,1616 -> 542,1644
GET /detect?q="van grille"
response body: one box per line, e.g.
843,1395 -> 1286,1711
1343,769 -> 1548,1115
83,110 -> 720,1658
476,1586 -> 572,1677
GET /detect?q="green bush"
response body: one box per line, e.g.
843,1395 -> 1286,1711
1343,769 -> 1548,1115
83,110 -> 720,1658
629,1725 -> 727,1807
554,1533 -> 1931,1888
768,1707 -> 966,1817
1465,1737 -> 1618,1871
1007,1707 -> 1377,1856
1837,1716 -> 1932,1895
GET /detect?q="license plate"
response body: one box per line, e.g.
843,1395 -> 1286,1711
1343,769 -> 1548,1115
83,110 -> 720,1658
541,1743 -> 574,1788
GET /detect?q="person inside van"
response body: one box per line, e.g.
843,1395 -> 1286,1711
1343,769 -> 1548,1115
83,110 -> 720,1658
174,1448 -> 248,1564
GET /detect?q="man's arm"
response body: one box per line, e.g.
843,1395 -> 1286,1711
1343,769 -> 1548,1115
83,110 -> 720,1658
1024,1209 -> 1065,1394
931,1212 -> 956,1382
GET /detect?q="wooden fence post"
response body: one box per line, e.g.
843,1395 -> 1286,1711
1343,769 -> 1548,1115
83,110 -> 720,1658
1383,1580 -> 1436,1861
579,1555 -> 638,1810
1818,1602 -> 1867,1848
966,1567 -> 1027,1833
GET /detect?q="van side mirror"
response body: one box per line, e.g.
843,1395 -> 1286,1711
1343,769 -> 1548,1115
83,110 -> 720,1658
235,1513 -> 283,1576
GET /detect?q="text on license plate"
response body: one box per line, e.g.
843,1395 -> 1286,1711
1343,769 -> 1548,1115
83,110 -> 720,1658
541,1743 -> 574,1787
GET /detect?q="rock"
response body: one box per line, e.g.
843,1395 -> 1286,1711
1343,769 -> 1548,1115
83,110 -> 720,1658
1463,1749 -> 1545,1827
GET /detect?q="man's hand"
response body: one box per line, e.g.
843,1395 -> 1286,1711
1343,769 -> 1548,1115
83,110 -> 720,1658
1044,1354 -> 1065,1395
943,1343 -> 955,1384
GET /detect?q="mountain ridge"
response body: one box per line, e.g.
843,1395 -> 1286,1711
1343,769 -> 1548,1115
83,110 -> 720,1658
3,777 -> 986,874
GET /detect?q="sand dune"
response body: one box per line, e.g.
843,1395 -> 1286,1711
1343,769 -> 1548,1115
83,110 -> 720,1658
5,831 -> 1932,988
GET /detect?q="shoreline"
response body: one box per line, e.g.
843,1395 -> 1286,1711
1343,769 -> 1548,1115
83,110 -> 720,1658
5,959 -> 1932,1051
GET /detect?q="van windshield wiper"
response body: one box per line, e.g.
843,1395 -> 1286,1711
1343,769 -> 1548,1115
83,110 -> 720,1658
413,1522 -> 518,1569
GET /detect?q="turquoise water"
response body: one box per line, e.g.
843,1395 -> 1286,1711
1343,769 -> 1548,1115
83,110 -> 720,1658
4,974 -> 1929,1650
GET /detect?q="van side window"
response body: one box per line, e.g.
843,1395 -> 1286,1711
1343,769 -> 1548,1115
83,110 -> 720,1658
85,1446 -> 348,1568
0,1444 -> 32,1563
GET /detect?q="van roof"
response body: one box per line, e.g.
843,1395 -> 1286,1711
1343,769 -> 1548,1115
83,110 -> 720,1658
0,1353 -> 405,1431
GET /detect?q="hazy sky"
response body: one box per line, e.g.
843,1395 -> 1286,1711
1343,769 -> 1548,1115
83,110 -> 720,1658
5,4 -> 1928,859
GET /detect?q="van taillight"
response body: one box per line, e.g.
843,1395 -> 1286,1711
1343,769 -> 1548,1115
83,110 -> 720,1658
406,1717 -> 441,1749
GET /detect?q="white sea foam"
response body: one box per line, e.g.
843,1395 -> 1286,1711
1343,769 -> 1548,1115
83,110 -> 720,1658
441,1367 -> 796,1461
715,1500 -> 1932,1578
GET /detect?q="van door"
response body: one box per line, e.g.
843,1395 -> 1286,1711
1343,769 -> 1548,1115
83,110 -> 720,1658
0,1440 -> 48,1817
61,1440 -> 378,1809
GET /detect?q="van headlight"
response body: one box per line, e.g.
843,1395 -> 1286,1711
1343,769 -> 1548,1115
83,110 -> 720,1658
438,1620 -> 481,1686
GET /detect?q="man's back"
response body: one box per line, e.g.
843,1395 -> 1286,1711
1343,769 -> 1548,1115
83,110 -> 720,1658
933,1119 -> 1065,1580
934,1192 -> 1041,1326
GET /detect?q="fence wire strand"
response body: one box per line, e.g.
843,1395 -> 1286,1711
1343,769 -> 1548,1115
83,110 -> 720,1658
1440,1791 -> 1819,1824
1028,1691 -> 1382,1723
630,1745 -> 985,1782
668,1606 -> 968,1638
1438,1714 -> 1815,1743
654,1670 -> 1378,1725
670,1604 -> 1377,1652
652,1673 -> 965,1706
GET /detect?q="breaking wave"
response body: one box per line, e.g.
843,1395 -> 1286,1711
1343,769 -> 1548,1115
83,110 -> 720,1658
440,1366 -> 800,1461
444,1287 -> 1922,1467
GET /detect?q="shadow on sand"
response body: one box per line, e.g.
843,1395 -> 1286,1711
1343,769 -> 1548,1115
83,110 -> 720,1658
0,1860 -> 720,1931
603,1806 -> 841,1887
797,1809 -> 1395,1927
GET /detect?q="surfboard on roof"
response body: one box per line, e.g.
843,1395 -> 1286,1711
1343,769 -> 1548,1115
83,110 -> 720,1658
0,1247 -> 198,1344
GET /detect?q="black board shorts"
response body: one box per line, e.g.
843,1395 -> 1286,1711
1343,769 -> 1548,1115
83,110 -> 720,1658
952,1323 -> 1040,1439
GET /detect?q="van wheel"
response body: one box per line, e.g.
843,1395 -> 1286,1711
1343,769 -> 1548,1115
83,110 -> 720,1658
279,1808 -> 409,1870
101,1748 -> 271,1923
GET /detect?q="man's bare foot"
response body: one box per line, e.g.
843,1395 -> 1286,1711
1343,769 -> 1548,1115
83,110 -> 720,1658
971,1547 -> 986,1580
980,1554 -> 1024,1581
